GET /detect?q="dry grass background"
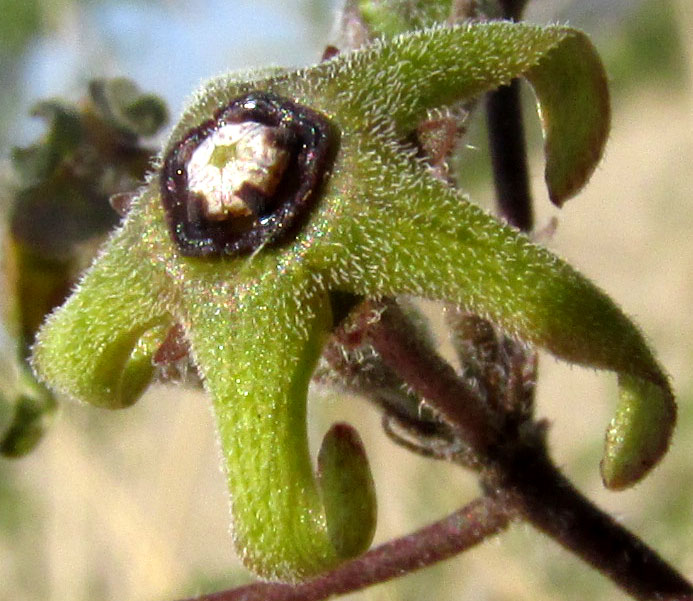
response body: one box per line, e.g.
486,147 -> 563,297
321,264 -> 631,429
1,2 -> 692,600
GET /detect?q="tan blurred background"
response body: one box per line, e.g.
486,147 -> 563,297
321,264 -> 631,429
1,1 -> 692,600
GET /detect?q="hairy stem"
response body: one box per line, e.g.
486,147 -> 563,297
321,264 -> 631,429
178,496 -> 511,601
360,299 -> 496,453
365,305 -> 693,600
488,440 -> 693,600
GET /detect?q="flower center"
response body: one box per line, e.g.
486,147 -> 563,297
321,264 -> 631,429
186,121 -> 290,220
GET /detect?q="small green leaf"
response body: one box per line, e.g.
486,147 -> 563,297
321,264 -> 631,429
318,422 -> 377,559
358,0 -> 411,38
11,101 -> 82,187
525,32 -> 611,205
0,332 -> 56,457
0,370 -> 56,457
358,0 -> 465,39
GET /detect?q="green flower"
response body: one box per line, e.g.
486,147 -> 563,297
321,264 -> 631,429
31,22 -> 675,581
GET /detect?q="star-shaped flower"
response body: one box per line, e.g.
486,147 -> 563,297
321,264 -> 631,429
31,22 -> 675,582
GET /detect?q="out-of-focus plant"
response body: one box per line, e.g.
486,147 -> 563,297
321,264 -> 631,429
1,78 -> 167,456
2,0 -> 691,599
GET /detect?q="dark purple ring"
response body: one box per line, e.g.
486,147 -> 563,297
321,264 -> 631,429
160,91 -> 336,257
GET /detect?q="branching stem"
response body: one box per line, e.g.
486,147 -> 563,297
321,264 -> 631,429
358,300 -> 496,453
184,5 -> 692,600
365,305 -> 693,600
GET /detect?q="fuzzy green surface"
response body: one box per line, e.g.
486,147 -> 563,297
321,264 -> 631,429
602,375 -> 677,490
179,259 -> 345,579
31,211 -> 174,409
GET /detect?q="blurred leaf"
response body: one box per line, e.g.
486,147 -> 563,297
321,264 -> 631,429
89,78 -> 169,139
11,102 -> 82,187
0,386 -> 56,457
0,335 -> 56,458
8,77 -> 168,334
0,78 -> 169,458
358,0 -> 452,37
0,0 -> 41,56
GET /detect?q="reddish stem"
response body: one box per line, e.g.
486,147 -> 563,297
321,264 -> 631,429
359,299 -> 496,453
177,496 -> 511,601
365,305 -> 693,600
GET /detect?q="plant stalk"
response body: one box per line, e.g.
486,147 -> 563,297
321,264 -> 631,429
486,79 -> 533,231
178,496 -> 511,601
365,296 -> 693,600
490,440 -> 693,600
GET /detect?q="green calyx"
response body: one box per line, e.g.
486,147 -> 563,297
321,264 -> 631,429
31,21 -> 674,581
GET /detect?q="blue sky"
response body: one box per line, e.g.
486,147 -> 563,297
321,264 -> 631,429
17,0 -> 336,142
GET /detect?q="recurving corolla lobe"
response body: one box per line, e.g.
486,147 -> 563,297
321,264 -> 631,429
161,91 -> 336,257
